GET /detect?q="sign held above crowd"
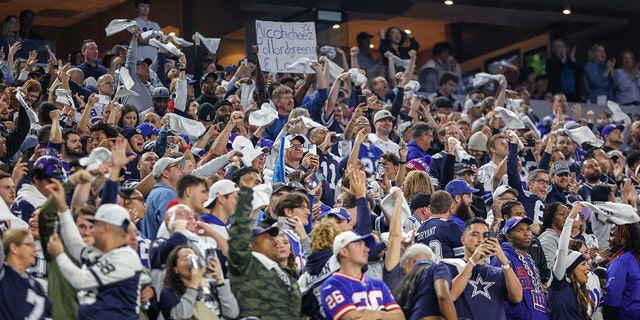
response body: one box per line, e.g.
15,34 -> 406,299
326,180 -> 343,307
255,20 -> 317,73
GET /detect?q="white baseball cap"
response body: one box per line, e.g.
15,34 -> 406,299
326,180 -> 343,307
332,231 -> 375,258
79,147 -> 112,172
152,156 -> 185,179
203,179 -> 240,208
88,204 -> 131,230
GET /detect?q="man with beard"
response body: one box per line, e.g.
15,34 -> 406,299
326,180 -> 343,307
195,72 -> 219,106
140,87 -> 170,118
601,124 -> 624,152
368,110 -> 399,156
213,100 -> 232,124
492,216 -> 549,319
546,161 -> 581,205
62,129 -> 84,163
578,158 -> 604,201
553,131 -> 581,176
445,179 -> 479,230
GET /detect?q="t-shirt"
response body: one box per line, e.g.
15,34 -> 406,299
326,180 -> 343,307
320,272 -> 400,320
604,251 -> 640,318
407,262 -> 452,320
415,217 -> 464,259
442,259 -> 508,320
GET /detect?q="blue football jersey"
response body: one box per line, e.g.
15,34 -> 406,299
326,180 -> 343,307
321,272 -> 400,320
415,217 -> 464,259
0,262 -> 52,319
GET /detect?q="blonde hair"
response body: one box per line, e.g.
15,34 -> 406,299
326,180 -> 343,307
404,170 -> 435,201
288,107 -> 311,134
310,218 -> 342,253
3,229 -> 29,259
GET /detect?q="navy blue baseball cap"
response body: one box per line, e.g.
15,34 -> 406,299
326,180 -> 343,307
445,178 -> 479,197
136,58 -> 152,66
120,126 -> 143,140
319,207 -> 351,222
503,216 -> 533,236
601,124 -> 624,139
251,226 -> 279,241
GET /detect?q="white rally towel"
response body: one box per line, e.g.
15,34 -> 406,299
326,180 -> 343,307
580,202 -> 640,226
472,73 -> 504,87
168,113 -> 206,139
149,38 -> 182,57
249,102 -> 278,126
348,68 -> 367,86
286,58 -> 315,75
140,30 -> 165,41
607,100 -> 632,124
105,19 -> 137,36
391,54 -> 410,69
380,186 -> 411,224
168,32 -> 193,47
195,32 -> 221,54
252,183 -> 273,211
14,89 -> 39,124
563,126 -> 604,148
494,107 -> 525,129
0,196 -> 28,230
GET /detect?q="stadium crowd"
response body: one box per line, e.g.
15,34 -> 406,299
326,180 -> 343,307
1,1 -> 640,320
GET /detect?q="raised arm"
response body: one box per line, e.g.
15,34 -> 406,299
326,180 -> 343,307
384,188 -> 404,271
553,203 -> 582,280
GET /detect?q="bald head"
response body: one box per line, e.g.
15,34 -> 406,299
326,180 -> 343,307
68,68 -> 84,84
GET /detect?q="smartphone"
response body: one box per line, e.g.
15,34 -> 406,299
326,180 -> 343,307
277,216 -> 293,231
308,144 -> 317,155
304,172 -> 325,190
526,139 -> 536,147
375,162 -> 385,181
357,95 -> 367,105
241,58 -> 248,66
330,134 -> 344,143
483,231 -> 498,239
168,143 -> 179,153
96,94 -> 110,104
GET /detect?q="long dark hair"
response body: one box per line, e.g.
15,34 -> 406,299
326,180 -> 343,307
541,202 -> 565,232
568,270 -> 594,320
163,245 -> 194,295
393,262 -> 431,316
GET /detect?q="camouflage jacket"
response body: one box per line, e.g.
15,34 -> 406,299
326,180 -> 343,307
228,187 -> 303,320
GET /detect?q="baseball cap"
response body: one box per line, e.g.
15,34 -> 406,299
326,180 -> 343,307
79,147 -> 112,172
434,98 -> 453,109
493,185 -> 519,199
600,124 -> 624,138
88,203 -> 131,230
151,87 -> 170,99
197,102 -> 216,122
120,126 -> 143,140
453,163 -> 474,176
19,135 -> 39,152
410,193 -> 431,212
463,98 -> 482,113
374,110 -> 395,123
551,161 -> 570,176
224,64 -> 238,76
33,156 -> 68,181
28,66 -> 45,77
203,179 -> 240,208
110,44 -> 128,55
251,226 -> 279,241
284,134 -> 309,149
185,77 -> 197,85
332,231 -> 376,258
502,216 -> 533,236
152,156 -> 185,179
445,178 -> 479,197
356,32 -> 374,41
136,58 -> 152,66
136,123 -> 160,138
318,207 -> 351,222
272,182 -> 307,194
467,131 -> 488,151
200,72 -> 218,85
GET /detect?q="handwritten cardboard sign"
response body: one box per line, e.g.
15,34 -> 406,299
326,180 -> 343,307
255,20 -> 317,73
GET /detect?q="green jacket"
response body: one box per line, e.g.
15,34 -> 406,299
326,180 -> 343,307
228,187 -> 303,320
39,183 -> 80,320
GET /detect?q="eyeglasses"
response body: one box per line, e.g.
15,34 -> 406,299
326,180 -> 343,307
19,242 -> 37,249
175,211 -> 196,219
533,179 -> 551,185
166,163 -> 181,170
289,144 -> 304,149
